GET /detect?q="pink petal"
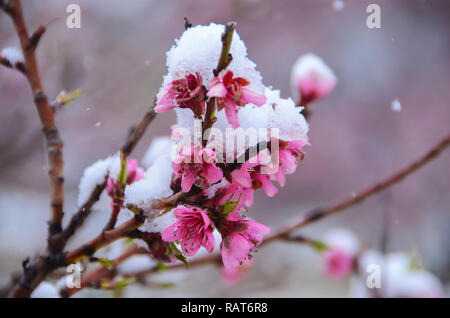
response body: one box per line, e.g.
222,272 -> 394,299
161,223 -> 179,242
202,164 -> 223,184
181,171 -> 197,192
240,88 -> 267,106
256,174 -> 278,197
224,103 -> 240,129
202,230 -> 216,253
231,166 -> 252,188
221,234 -> 250,270
207,82 -> 227,98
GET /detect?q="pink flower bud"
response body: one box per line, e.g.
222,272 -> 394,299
291,53 -> 337,105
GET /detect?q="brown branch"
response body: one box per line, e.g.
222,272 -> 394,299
264,132 -> 450,244
4,0 -> 64,251
64,213 -> 146,264
0,55 -> 26,73
60,245 -> 146,298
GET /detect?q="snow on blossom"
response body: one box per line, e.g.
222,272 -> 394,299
141,136 -> 174,168
356,250 -> 443,298
290,53 -> 337,105
161,206 -> 216,256
323,228 -> 360,257
207,69 -> 267,128
155,72 -> 206,118
31,282 -> 60,298
322,229 -> 359,280
1,47 -> 24,65
172,145 -> 223,192
124,154 -> 174,210
77,155 -> 115,206
106,158 -> 144,198
220,213 -> 270,269
264,88 -> 309,142
161,23 -> 264,94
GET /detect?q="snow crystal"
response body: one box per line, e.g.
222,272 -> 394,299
31,282 -> 60,298
391,99 -> 402,112
332,0 -> 345,11
141,136 -> 174,168
1,47 -> 24,65
140,209 -> 177,233
160,23 -> 265,97
124,155 -> 173,210
264,88 -> 309,142
77,156 -> 114,206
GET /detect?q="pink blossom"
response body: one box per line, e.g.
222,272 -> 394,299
155,72 -> 206,118
231,160 -> 278,198
207,70 -> 266,128
323,248 -> 354,280
106,159 -> 144,198
272,139 -> 309,187
291,54 -> 337,105
220,213 -> 270,269
161,206 -> 215,256
172,145 -> 223,192
221,258 -> 254,285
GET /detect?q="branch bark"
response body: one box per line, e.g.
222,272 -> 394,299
4,0 -> 64,252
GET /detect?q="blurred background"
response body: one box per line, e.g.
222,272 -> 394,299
0,0 -> 449,297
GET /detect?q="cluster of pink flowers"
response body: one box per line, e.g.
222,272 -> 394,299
156,69 -> 266,128
162,205 -> 269,271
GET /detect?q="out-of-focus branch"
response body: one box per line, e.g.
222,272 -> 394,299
264,132 -> 450,244
0,55 -> 26,73
4,0 -> 64,252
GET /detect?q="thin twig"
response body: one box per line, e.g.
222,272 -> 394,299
64,213 -> 146,264
4,0 -> 64,251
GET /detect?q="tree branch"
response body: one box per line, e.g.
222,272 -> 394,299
64,213 -> 146,264
4,0 -> 64,251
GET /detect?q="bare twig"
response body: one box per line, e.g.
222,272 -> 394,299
64,213 -> 146,264
4,0 -> 64,251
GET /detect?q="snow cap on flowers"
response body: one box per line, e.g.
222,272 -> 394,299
323,228 -> 360,257
290,53 -> 337,104
160,23 -> 264,96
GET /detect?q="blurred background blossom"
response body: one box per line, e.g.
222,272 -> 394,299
1,0 -> 449,297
